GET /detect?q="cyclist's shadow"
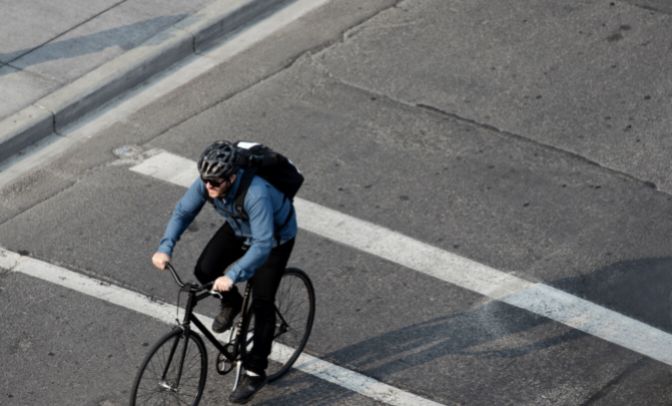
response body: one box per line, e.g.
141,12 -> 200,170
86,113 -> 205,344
258,304 -> 581,405
550,256 -> 672,334
258,256 -> 672,405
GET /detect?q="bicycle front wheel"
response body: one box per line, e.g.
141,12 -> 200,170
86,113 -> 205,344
130,328 -> 207,406
266,268 -> 315,382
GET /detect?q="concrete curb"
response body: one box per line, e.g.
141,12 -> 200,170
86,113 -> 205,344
0,0 -> 287,164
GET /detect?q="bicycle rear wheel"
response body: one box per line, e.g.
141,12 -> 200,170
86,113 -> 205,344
130,328 -> 207,406
266,268 -> 315,382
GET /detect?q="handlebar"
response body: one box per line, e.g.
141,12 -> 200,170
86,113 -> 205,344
164,262 -> 222,298
165,262 -> 186,287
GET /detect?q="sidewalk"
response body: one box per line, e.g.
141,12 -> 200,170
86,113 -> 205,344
0,0 -> 286,164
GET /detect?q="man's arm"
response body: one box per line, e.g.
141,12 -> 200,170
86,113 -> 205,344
153,179 -> 207,269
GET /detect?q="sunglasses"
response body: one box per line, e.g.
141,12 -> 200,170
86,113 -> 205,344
202,177 -> 227,187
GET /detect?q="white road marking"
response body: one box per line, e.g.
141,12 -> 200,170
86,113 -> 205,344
131,150 -> 672,367
1,249 -> 443,406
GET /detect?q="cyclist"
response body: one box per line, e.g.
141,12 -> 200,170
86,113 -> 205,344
151,140 -> 297,404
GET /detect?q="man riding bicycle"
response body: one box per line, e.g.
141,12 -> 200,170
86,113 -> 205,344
151,140 -> 297,404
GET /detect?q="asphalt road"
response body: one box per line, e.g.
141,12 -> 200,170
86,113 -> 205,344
3,0 -> 672,405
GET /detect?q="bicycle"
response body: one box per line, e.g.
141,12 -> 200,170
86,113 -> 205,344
130,262 -> 315,405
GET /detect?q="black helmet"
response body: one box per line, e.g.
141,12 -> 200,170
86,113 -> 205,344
197,140 -> 238,180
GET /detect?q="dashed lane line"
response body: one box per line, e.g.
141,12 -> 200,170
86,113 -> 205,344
130,149 -> 672,368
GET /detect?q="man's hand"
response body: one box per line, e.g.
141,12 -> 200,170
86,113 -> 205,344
152,252 -> 171,270
213,275 -> 234,292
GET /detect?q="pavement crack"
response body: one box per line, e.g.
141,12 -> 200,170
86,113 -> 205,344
413,103 -> 659,191
303,0 -> 667,193
339,0 -> 406,43
149,2 -> 407,142
628,1 -> 672,15
312,68 -> 661,194
580,357 -> 648,405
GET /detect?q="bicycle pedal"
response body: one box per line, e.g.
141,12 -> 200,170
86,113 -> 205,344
216,352 -> 235,375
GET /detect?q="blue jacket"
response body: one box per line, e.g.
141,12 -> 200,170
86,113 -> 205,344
158,169 -> 297,283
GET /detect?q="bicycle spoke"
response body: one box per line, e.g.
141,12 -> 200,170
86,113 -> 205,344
131,330 -> 206,406
266,269 -> 315,382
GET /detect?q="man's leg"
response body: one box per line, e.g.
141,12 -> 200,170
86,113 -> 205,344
194,222 -> 245,331
229,239 -> 294,404
246,238 -> 294,374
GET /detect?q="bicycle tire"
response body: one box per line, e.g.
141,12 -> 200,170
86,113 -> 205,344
130,328 -> 207,406
266,268 -> 315,382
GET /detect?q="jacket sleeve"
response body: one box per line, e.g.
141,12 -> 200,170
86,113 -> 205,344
158,179 -> 207,256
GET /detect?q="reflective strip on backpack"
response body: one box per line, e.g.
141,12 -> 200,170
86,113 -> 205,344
236,141 -> 260,150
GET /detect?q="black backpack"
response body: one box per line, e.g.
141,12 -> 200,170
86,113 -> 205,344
231,142 -> 304,221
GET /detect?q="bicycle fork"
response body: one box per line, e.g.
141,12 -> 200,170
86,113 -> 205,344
160,288 -> 198,391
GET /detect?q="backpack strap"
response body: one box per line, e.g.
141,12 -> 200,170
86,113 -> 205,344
278,198 -> 293,231
233,168 -> 256,221
270,196 -> 294,245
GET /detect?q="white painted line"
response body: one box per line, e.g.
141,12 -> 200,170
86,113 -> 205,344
0,247 -> 443,406
130,150 -> 672,367
0,248 -> 20,270
132,148 -> 199,187
14,254 -> 176,325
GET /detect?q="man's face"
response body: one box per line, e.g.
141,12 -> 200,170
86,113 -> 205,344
203,174 -> 235,199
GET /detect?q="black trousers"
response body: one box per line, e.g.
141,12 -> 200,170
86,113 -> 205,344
194,222 -> 294,375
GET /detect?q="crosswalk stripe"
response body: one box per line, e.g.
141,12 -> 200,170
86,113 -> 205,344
130,149 -> 672,369
0,246 -> 445,406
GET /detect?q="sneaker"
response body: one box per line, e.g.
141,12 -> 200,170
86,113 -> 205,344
211,298 -> 241,333
229,372 -> 267,404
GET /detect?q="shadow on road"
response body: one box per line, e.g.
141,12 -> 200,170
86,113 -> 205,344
260,301 -> 585,404
0,15 -> 185,75
551,256 -> 672,333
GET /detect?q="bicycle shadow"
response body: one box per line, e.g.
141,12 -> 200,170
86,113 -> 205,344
259,256 -> 672,404
0,14 -> 185,74
550,256 -> 672,334
259,301 -> 584,404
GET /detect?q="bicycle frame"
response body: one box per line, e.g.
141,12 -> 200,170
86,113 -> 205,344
161,263 -> 291,388
179,284 -> 231,353
163,263 -> 256,378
